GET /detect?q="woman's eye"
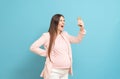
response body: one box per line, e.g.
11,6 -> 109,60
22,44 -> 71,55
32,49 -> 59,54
60,20 -> 65,22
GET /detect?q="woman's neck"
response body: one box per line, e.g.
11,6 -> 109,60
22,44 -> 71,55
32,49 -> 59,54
57,30 -> 62,35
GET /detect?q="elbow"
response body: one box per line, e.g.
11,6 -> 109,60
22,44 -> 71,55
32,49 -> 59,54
29,46 -> 35,52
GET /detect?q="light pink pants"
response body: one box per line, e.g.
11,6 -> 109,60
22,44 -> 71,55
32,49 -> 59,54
49,68 -> 69,79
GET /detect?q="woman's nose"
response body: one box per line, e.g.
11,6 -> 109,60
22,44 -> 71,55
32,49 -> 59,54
63,21 -> 65,23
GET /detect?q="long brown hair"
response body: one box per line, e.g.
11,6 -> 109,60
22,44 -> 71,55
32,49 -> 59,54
48,14 -> 64,61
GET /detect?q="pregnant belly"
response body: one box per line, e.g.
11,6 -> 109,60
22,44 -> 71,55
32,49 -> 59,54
51,55 -> 71,68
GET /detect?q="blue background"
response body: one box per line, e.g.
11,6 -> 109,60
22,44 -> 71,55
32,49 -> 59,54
0,0 -> 120,79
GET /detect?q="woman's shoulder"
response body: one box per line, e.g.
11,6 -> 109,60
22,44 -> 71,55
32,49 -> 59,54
62,31 -> 69,35
42,32 -> 50,37
43,32 -> 49,35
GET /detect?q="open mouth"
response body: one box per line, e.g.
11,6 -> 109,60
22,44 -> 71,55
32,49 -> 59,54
61,25 -> 64,28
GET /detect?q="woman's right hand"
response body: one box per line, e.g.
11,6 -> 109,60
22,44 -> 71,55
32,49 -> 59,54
77,17 -> 85,31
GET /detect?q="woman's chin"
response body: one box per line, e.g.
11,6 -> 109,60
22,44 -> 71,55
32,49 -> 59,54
61,29 -> 64,31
